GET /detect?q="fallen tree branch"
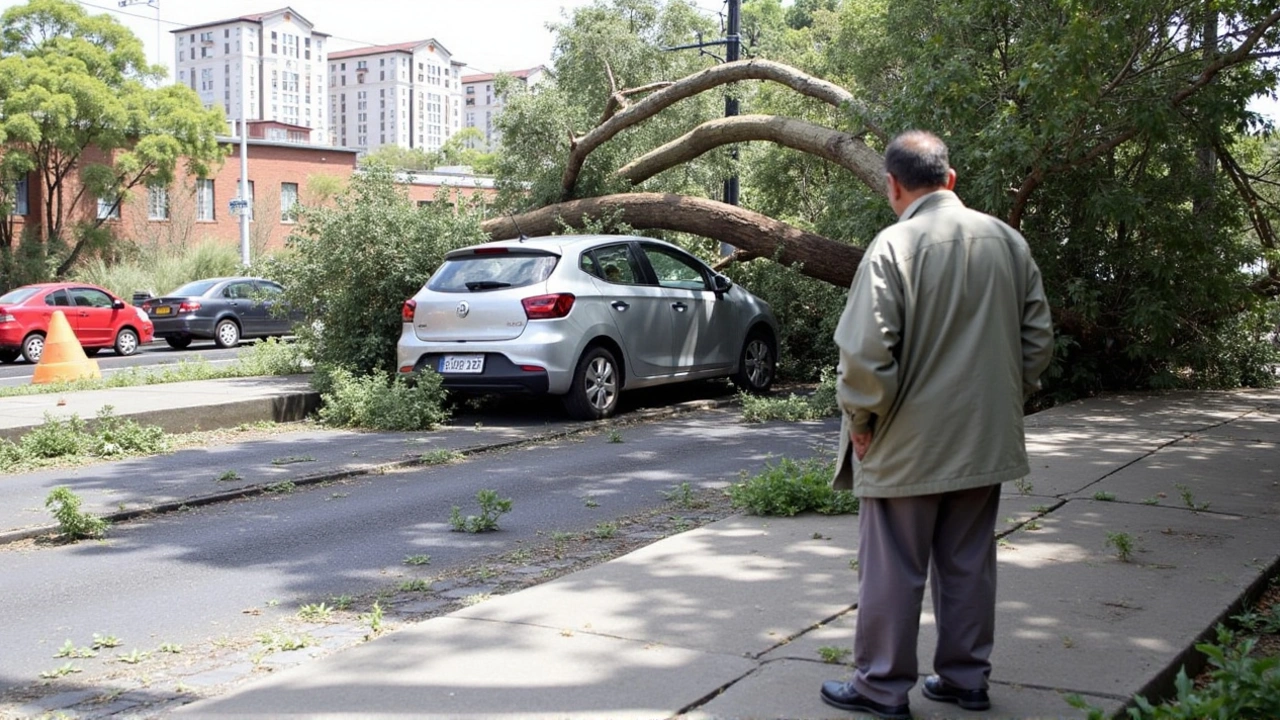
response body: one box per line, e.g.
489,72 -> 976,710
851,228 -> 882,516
481,192 -> 864,288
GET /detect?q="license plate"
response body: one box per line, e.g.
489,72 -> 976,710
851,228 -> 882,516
155,306 -> 171,315
440,354 -> 484,373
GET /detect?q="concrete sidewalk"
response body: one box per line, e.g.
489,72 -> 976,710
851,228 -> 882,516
157,388 -> 1280,720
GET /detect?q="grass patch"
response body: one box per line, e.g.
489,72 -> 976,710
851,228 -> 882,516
726,457 -> 858,516
2,407 -> 169,474
739,368 -> 837,423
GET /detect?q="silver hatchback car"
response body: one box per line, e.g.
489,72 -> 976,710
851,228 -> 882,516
397,235 -> 779,419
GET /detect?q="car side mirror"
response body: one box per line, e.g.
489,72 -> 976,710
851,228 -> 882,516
112,299 -> 126,310
713,274 -> 732,293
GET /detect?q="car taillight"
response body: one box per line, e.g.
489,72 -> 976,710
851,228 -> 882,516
178,301 -> 201,313
522,293 -> 575,320
0,309 -> 13,323
402,298 -> 417,322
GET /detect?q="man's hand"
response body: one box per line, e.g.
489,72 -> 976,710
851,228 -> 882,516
852,431 -> 872,461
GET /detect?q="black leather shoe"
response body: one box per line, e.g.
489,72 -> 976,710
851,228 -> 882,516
819,681 -> 912,719
921,674 -> 991,711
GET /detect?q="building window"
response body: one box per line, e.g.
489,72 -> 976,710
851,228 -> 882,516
147,186 -> 169,220
280,182 -> 299,223
96,195 -> 120,220
11,178 -> 27,216
196,178 -> 215,221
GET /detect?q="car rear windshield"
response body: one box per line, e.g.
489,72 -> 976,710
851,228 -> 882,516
0,287 -> 40,304
168,279 -> 222,297
427,254 -> 558,293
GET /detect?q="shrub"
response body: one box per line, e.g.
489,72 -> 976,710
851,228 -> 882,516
740,368 -> 839,422
262,165 -> 488,376
20,414 -> 87,459
727,457 -> 858,516
88,406 -> 168,457
317,366 -> 449,431
236,337 -> 307,376
45,487 -> 108,540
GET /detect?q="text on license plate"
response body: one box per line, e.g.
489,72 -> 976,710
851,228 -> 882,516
155,306 -> 171,315
440,354 -> 484,373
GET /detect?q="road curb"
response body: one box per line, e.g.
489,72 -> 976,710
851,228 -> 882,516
0,394 -> 740,547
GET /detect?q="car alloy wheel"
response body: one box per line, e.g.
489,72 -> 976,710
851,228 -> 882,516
565,346 -> 620,420
214,319 -> 241,349
732,333 -> 775,394
21,333 -> 44,364
114,328 -> 140,356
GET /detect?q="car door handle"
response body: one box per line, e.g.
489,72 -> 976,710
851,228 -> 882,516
611,301 -> 629,312
671,302 -> 688,312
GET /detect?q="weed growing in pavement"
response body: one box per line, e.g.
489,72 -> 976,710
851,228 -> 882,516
19,414 -> 87,459
297,603 -> 334,622
399,579 -> 432,592
583,496 -> 600,508
318,367 -> 449,431
116,649 -> 149,664
271,455 -> 315,466
3,409 -> 168,473
1233,605 -> 1280,635
39,663 -> 81,679
361,601 -> 385,639
449,489 -> 513,533
727,457 -> 858,516
1106,532 -> 1135,562
606,429 -> 624,443
257,631 -> 313,652
420,449 -> 463,465
91,633 -> 122,649
216,470 -> 241,482
1023,519 -> 1043,531
403,554 -> 432,566
461,593 -> 491,606
1031,503 -> 1052,512
1142,496 -> 1161,505
670,516 -> 693,532
549,531 -> 575,542
593,522 -> 618,539
507,549 -> 533,564
740,368 -> 838,423
663,482 -> 709,510
45,487 -> 108,540
264,481 -> 296,494
329,492 -> 350,500
1176,483 -> 1211,511
1013,477 -> 1034,495
1093,491 -> 1117,501
156,643 -> 182,654
330,595 -> 355,611
817,646 -> 851,664
53,641 -> 96,659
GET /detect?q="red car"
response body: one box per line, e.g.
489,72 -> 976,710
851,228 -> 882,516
0,283 -> 155,364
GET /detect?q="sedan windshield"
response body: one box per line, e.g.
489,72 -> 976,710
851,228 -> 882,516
428,255 -> 557,293
168,279 -> 223,297
0,287 -> 40,304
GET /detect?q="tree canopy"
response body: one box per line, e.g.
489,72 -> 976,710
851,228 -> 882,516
0,0 -> 226,282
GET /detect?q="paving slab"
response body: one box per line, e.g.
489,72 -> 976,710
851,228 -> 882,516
175,616 -> 757,719
1068,435 -> 1280,519
450,514 -> 859,658
1200,407 -> 1280,444
688,657 -> 1120,720
1020,426 -> 1182,497
1024,391 -> 1256,433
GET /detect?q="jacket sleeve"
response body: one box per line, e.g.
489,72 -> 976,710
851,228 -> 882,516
834,241 -> 904,434
1020,257 -> 1054,399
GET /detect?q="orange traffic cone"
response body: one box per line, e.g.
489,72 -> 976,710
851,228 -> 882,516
32,310 -> 101,384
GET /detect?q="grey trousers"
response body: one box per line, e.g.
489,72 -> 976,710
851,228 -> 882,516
852,484 -> 1001,706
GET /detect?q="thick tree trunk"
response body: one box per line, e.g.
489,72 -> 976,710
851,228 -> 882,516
560,59 -> 883,201
618,114 -> 886,194
482,192 -> 863,288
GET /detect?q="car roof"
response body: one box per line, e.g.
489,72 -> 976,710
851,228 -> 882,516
10,282 -> 111,292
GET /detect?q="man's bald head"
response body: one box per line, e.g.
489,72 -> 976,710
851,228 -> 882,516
884,131 -> 951,191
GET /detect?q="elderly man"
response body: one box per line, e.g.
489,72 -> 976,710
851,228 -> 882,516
820,131 -> 1054,720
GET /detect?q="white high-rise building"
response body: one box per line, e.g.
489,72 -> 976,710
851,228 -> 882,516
327,40 -> 463,153
462,66 -> 547,150
172,7 -> 329,145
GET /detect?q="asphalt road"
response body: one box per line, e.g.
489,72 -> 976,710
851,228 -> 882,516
0,408 -> 839,699
0,342 -> 247,387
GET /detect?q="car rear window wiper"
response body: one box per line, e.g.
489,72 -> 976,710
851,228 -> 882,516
465,280 -> 512,291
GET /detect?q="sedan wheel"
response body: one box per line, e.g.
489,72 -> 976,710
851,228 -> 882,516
565,346 -> 620,420
214,319 -> 241,349
731,333 -> 775,394
21,333 -> 45,364
114,328 -> 140,357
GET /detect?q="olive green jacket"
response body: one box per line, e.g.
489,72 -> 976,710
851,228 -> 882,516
832,191 -> 1054,497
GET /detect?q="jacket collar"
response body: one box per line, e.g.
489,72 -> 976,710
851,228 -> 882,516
899,189 -> 963,222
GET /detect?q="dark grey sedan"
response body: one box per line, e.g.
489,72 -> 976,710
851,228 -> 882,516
142,277 -> 301,349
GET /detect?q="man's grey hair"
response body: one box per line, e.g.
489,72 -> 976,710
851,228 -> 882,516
884,131 -> 950,191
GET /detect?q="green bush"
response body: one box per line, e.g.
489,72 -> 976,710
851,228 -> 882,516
21,414 -> 88,459
0,408 -> 169,471
262,165 -> 488,376
317,366 -> 450,431
88,406 -> 168,457
727,457 -> 858,516
450,489 -> 514,533
236,337 -> 307,376
740,368 -> 839,422
45,487 -> 108,540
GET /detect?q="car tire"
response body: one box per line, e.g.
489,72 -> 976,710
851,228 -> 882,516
0,349 -> 19,364
564,346 -> 621,420
21,333 -> 44,364
114,328 -> 140,356
731,331 -> 776,394
214,319 -> 241,349
83,348 -> 101,357
165,336 -> 192,350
